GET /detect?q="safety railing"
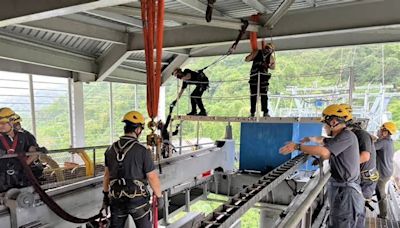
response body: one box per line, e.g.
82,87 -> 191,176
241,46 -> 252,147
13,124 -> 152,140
0,140 -> 215,191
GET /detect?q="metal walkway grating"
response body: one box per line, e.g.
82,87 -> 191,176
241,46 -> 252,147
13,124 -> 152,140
366,217 -> 400,228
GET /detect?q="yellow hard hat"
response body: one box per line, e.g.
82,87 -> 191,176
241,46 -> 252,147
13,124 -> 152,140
122,111 -> 145,126
382,122 -> 397,135
339,104 -> 353,122
321,104 -> 350,122
13,114 -> 22,123
0,107 -> 16,123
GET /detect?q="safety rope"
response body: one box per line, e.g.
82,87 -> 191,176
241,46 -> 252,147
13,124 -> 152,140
199,20 -> 249,72
17,153 -> 102,224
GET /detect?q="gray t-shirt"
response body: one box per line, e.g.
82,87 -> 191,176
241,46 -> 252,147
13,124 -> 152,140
352,129 -> 376,172
324,129 -> 360,183
375,138 -> 394,178
105,136 -> 155,181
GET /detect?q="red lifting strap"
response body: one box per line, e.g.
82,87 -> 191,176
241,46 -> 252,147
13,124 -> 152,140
17,153 -> 102,224
141,0 -> 165,119
0,133 -> 19,154
152,193 -> 158,228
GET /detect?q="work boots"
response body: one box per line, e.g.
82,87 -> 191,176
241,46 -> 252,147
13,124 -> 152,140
197,110 -> 207,116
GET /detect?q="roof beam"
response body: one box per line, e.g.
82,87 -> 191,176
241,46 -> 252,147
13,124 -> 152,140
0,59 -> 72,78
175,0 -> 223,17
161,55 -> 189,84
125,59 -> 169,65
264,0 -> 295,29
63,13 -> 128,33
127,0 -> 400,51
96,44 -> 131,81
103,6 -> 259,32
20,17 -> 127,44
0,0 -> 135,27
0,35 -> 96,74
85,10 -> 143,28
110,67 -> 147,84
242,0 -> 271,14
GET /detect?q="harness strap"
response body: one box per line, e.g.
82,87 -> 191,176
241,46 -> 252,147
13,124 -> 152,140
328,180 -> 363,195
16,153 -> 101,223
0,133 -> 19,154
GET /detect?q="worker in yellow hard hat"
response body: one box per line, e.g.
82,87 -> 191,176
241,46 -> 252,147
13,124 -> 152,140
375,121 -> 397,219
13,113 -> 47,181
0,107 -> 39,193
13,113 -> 39,147
280,104 -> 364,227
339,104 -> 378,220
102,111 -> 163,227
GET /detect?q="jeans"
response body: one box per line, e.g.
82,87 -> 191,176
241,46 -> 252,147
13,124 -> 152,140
110,198 -> 151,228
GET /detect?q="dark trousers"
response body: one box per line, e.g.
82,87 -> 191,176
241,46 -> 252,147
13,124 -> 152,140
376,176 -> 390,218
327,182 -> 365,228
190,85 -> 206,112
110,198 -> 151,228
250,84 -> 269,114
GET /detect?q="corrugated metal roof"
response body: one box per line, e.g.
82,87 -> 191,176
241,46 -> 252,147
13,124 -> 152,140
0,25 -> 111,57
128,51 -> 174,62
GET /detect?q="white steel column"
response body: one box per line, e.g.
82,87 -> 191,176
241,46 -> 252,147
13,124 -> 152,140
28,74 -> 37,136
69,79 -> 85,147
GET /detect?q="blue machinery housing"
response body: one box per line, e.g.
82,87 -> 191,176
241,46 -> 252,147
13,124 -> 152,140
240,122 -> 322,173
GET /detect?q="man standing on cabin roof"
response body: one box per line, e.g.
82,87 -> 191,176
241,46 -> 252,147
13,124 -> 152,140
374,121 -> 396,219
0,107 -> 39,193
245,43 -> 276,117
102,111 -> 163,228
280,104 -> 364,228
172,68 -> 209,116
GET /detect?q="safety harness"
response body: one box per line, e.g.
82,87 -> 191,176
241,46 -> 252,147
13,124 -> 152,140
361,168 -> 379,182
0,133 -> 30,192
109,137 -> 149,200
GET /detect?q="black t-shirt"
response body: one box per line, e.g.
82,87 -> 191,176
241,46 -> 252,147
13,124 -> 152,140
0,131 -> 33,154
0,131 -> 35,192
105,136 -> 155,181
249,50 -> 272,84
181,69 -> 208,89
21,129 -> 38,148
352,128 -> 376,172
